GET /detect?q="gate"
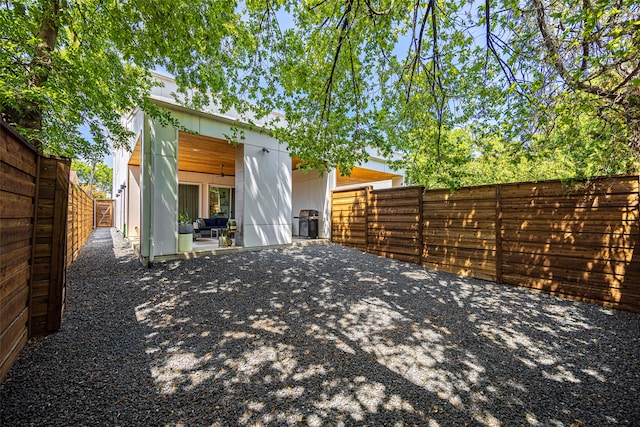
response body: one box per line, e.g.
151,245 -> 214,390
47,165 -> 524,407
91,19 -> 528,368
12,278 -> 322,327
95,199 -> 114,227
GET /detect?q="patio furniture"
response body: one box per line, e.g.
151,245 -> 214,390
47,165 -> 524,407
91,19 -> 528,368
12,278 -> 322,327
195,217 -> 228,238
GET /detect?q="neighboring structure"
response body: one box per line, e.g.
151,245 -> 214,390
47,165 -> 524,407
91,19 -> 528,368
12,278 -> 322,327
112,72 -> 404,264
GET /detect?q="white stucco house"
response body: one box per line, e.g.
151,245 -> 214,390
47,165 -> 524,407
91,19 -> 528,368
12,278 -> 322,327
112,72 -> 404,265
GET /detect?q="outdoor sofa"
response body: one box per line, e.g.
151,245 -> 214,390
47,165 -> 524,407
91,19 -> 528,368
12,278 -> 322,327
195,217 -> 228,238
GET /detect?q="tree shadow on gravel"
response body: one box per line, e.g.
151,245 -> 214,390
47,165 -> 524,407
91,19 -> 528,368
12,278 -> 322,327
1,229 -> 164,426
133,243 -> 640,426
2,230 -> 639,426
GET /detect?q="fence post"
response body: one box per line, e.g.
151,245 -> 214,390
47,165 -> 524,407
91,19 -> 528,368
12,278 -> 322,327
495,184 -> 503,284
364,186 -> 371,254
27,156 -> 42,338
418,187 -> 424,265
47,160 -> 70,331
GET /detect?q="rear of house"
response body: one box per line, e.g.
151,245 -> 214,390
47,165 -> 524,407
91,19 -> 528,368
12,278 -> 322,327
112,73 -> 404,263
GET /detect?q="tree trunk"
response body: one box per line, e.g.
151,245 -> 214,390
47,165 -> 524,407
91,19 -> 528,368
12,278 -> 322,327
3,0 -> 61,151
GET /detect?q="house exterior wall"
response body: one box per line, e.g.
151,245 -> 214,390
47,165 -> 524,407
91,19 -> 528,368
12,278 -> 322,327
242,144 -> 292,247
292,169 -> 334,238
113,109 -> 144,235
234,145 -> 245,246
142,117 -> 179,258
111,73 -> 403,262
112,101 -> 292,259
170,108 -> 292,248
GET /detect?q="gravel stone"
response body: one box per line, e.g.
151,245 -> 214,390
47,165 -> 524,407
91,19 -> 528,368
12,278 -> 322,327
1,228 -> 639,426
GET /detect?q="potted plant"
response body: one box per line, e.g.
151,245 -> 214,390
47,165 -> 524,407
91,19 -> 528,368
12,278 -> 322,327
218,229 -> 233,247
227,219 -> 237,231
178,211 -> 194,234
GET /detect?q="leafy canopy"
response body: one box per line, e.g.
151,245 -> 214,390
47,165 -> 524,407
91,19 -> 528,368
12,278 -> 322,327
1,0 -> 639,183
71,159 -> 112,194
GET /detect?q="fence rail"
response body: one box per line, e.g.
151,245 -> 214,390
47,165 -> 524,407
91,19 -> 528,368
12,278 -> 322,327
331,175 -> 640,312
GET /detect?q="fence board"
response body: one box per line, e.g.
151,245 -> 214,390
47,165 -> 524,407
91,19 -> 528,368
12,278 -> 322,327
423,186 -> 496,201
500,178 -> 639,198
501,229 -> 635,248
332,174 -> 640,312
421,261 -> 497,282
501,274 -> 640,311
0,132 -> 37,175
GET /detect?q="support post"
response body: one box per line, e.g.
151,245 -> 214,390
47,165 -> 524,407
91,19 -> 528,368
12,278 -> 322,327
495,184 -> 503,284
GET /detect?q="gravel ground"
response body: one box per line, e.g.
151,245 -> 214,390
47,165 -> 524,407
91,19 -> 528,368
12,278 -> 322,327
1,228 -> 639,426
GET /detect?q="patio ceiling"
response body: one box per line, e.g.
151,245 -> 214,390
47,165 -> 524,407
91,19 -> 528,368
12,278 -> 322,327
177,131 -> 236,174
128,131 -> 237,175
128,136 -> 141,166
127,134 -> 399,184
336,166 -> 401,187
292,159 -> 401,187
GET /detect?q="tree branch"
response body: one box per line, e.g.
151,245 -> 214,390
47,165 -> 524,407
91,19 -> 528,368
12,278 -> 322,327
365,0 -> 394,16
531,0 -> 618,102
322,0 -> 354,120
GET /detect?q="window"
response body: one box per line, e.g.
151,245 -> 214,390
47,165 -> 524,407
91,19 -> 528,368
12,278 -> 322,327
178,184 -> 199,222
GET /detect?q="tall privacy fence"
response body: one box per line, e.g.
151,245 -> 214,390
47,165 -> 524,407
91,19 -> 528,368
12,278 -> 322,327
1,121 -> 94,381
332,176 -> 639,313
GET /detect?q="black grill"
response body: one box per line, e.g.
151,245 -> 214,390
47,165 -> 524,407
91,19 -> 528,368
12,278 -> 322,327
297,209 -> 320,239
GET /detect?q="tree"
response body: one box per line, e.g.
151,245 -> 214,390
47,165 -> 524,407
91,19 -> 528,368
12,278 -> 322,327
1,0 -> 254,158
2,0 -> 638,181
249,0 -> 639,179
71,159 -> 112,195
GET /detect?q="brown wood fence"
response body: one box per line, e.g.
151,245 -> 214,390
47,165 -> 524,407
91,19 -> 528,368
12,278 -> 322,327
1,122 -> 37,381
29,156 -> 71,336
331,175 -> 640,312
67,184 -> 94,267
95,199 -> 114,228
1,121 -> 95,381
331,188 -> 369,251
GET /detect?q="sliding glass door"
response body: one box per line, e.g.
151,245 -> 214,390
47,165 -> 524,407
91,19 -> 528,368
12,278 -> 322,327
209,186 -> 235,219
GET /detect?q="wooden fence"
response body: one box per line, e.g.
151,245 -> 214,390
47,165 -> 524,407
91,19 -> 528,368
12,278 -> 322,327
1,122 -> 37,381
332,175 -> 640,312
1,121 -> 95,381
29,156 -> 71,336
67,184 -> 94,267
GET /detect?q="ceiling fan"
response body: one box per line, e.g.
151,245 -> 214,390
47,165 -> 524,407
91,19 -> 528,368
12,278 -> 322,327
217,164 -> 235,177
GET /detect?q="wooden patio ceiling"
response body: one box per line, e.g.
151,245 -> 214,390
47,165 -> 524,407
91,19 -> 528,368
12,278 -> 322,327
292,159 -> 401,186
128,131 -> 236,174
336,166 -> 400,187
176,131 -> 236,174
128,133 -> 399,184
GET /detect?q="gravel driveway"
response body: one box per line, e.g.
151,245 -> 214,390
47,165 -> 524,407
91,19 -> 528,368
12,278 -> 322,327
2,228 -> 639,426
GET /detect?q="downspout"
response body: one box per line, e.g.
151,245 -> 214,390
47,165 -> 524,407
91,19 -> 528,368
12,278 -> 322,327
148,142 -> 155,267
